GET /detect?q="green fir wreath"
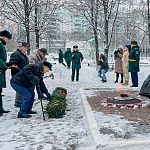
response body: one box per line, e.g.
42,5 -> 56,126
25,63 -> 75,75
46,87 -> 67,118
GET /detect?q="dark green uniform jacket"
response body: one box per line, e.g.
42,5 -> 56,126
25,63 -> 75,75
0,39 -> 7,88
128,45 -> 140,72
64,50 -> 71,63
71,51 -> 84,69
59,50 -> 64,63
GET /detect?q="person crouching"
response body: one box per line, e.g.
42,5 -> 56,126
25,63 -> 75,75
10,61 -> 52,118
98,54 -> 109,83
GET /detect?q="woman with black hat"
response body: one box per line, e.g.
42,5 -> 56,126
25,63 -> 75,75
0,30 -> 12,116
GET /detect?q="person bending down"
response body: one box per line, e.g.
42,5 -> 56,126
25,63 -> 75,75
10,61 -> 52,118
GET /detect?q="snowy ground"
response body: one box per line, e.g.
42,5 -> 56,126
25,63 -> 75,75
0,62 -> 150,150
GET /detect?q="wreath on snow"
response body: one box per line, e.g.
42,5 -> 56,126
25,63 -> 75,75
46,87 -> 67,118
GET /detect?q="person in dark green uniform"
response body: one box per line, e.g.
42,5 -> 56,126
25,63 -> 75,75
71,45 -> 84,82
64,48 -> 71,69
58,49 -> 66,67
0,30 -> 12,116
128,41 -> 140,87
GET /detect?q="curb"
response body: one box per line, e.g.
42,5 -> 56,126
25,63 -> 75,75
79,88 -> 150,149
79,88 -> 105,148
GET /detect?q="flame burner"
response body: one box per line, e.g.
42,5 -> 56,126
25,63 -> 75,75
102,93 -> 144,108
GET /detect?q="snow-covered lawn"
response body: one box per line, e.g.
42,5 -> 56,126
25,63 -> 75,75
0,63 -> 149,150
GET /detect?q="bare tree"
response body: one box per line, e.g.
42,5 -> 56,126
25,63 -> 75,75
98,0 -> 121,58
33,0 -> 65,48
1,0 -> 65,53
1,0 -> 35,54
67,0 -> 101,64
68,0 -> 121,63
147,0 -> 150,47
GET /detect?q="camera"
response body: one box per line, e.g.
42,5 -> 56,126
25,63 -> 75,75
114,50 -> 118,55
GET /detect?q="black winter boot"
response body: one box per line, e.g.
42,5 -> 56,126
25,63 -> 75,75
120,73 -> 123,83
114,73 -> 119,83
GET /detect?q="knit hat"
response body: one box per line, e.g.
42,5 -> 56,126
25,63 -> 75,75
0,30 -> 12,39
131,41 -> 138,45
43,61 -> 52,71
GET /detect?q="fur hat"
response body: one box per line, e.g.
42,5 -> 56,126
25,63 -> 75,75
0,30 -> 12,39
131,41 -> 138,45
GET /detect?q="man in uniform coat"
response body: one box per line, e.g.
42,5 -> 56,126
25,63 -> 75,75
0,30 -> 12,116
8,42 -> 29,107
128,41 -> 140,87
71,45 -> 84,82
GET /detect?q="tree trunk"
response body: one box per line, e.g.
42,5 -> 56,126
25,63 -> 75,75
35,0 -> 39,49
103,0 -> 109,59
104,18 -> 109,59
93,28 -> 99,65
24,0 -> 30,55
26,26 -> 30,55
147,0 -> 150,48
91,0 -> 99,65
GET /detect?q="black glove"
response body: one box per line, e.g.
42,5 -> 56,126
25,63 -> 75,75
6,62 -> 10,67
0,67 -> 7,72
45,93 -> 51,100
